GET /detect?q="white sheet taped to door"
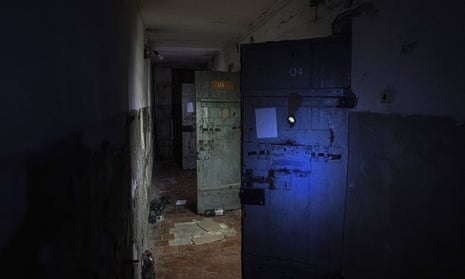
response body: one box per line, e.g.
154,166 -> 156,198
255,107 -> 278,139
186,102 -> 194,113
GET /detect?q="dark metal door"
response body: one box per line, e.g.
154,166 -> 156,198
181,83 -> 196,170
240,36 -> 353,278
195,71 -> 241,214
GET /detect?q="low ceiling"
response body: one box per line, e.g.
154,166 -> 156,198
140,0 -> 291,64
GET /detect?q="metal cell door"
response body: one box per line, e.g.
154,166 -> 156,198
195,71 -> 241,214
240,36 -> 352,278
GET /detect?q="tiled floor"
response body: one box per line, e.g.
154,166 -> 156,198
149,161 -> 242,279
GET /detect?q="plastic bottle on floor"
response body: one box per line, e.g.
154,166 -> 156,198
204,208 -> 224,216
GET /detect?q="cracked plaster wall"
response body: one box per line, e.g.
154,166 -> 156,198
129,11 -> 154,279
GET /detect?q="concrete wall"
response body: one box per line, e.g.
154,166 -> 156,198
351,0 -> 465,121
345,112 -> 465,278
343,0 -> 465,277
128,10 -> 154,279
0,0 -> 152,278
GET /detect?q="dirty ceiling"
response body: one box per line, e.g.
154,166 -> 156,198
140,0 -> 292,64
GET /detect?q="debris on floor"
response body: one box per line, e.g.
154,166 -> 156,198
203,207 -> 224,216
169,218 -> 236,246
169,222 -> 206,246
175,199 -> 187,205
197,218 -> 222,231
148,196 -> 170,224
151,162 -> 241,279
192,233 -> 224,245
141,250 -> 154,279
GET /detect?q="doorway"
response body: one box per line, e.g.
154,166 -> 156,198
150,69 -> 243,279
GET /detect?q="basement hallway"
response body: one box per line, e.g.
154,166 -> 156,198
149,161 -> 242,279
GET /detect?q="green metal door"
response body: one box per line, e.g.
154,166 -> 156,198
195,71 -> 241,214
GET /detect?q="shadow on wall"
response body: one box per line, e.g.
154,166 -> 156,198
0,132 -> 134,279
344,113 -> 465,279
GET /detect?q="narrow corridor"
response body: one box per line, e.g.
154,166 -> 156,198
149,161 -> 242,279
